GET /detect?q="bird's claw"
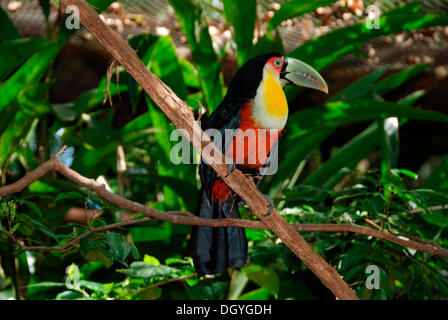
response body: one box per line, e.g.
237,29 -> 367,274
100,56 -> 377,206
261,194 -> 274,217
226,162 -> 236,177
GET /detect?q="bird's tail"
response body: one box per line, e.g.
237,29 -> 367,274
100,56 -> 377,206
189,187 -> 247,275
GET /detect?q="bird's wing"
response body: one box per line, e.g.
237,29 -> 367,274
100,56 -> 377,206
199,97 -> 246,196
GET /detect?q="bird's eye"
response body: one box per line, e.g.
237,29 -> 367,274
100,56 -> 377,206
273,58 -> 283,67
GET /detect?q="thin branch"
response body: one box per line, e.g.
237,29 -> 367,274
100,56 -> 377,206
1,153 -> 447,260
408,204 -> 448,214
113,273 -> 198,300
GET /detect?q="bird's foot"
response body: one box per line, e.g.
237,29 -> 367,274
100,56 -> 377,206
261,194 -> 274,217
226,161 -> 236,177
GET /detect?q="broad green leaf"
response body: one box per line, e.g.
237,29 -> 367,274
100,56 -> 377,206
26,282 -> 66,288
303,123 -> 380,201
268,0 -> 337,31
106,233 -> 126,263
130,223 -> 172,243
28,180 -> 60,193
0,109 -> 34,168
420,210 -> 448,227
53,191 -> 84,203
73,76 -> 128,116
79,280 -> 109,294
249,32 -> 285,59
265,129 -> 332,197
242,264 -> 279,295
223,0 -> 257,65
288,99 -> 448,133
169,0 -> 224,110
85,248 -> 112,268
329,68 -> 387,102
0,44 -> 59,113
0,6 -> 21,41
227,271 -> 249,300
422,155 -> 448,192
179,58 -> 200,88
51,103 -> 77,121
239,288 -> 271,300
143,254 -> 161,265
0,38 -> 51,82
373,64 -> 428,96
86,0 -> 115,12
17,82 -> 53,115
39,0 -> 51,19
56,290 -> 83,300
118,262 -> 179,278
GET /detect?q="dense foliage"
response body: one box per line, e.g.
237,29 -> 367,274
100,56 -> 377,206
0,0 -> 447,300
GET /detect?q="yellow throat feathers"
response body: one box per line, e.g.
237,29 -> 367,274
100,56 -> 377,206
262,71 -> 288,119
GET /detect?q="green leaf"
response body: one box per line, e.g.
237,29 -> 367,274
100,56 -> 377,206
419,210 -> 448,227
227,271 -> 249,300
85,249 -> 112,268
86,0 -> 115,12
53,192 -> 84,203
329,68 -> 388,102
169,0 -> 224,110
242,264 -> 279,296
79,280 -> 109,294
268,0 -> 337,31
423,155 -> 448,192
39,0 -> 51,19
373,64 -> 428,96
130,223 -> 171,243
0,38 -> 51,82
143,254 -> 161,265
238,288 -> 271,300
56,290 -> 83,300
370,194 -> 385,213
223,0 -> 257,65
118,262 -> 179,278
250,32 -> 285,59
0,43 -> 59,114
26,282 -> 66,288
106,233 -> 125,262
17,82 -> 53,115
303,123 -> 380,202
0,6 -> 21,41
189,279 -> 228,300
289,99 -> 448,132
28,181 -> 60,193
73,76 -> 128,116
179,58 -> 200,88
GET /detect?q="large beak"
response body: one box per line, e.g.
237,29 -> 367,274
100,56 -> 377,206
280,57 -> 328,94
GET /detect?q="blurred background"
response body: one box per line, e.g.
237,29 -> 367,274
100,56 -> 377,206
0,0 -> 447,300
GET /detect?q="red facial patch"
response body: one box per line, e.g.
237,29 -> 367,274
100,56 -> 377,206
267,57 -> 284,71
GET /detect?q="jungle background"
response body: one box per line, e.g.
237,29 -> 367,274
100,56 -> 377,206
0,0 -> 448,300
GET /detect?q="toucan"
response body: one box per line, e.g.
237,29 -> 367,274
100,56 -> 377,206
189,52 -> 328,275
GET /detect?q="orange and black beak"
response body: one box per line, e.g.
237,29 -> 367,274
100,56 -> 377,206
280,57 -> 328,94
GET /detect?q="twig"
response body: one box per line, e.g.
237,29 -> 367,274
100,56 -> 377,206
113,273 -> 197,300
1,153 -> 447,259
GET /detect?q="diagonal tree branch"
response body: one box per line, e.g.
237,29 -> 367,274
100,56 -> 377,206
59,0 -> 358,300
